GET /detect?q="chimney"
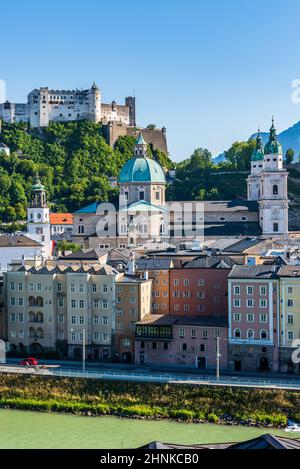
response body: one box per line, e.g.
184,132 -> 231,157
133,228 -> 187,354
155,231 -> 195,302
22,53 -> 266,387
128,251 -> 136,275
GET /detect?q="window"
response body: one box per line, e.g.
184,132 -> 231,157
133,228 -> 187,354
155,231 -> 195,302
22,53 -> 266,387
247,299 -> 254,308
10,313 -> 16,322
260,286 -> 267,295
197,304 -> 205,312
173,291 -> 179,298
288,330 -> 294,341
197,291 -> 205,299
202,329 -> 208,339
18,298 -> 24,306
247,329 -> 254,339
247,313 -> 254,322
57,283 -> 62,292
117,308 -> 123,316
18,313 -> 24,322
58,297 -> 64,307
260,314 -> 267,323
37,283 -> 42,292
287,299 -> 294,307
102,299 -> 108,309
152,342 -> 157,350
116,321 -> 123,330
10,298 -> 16,306
247,286 -> 253,295
71,315 -> 76,324
214,329 -> 220,338
70,283 -> 76,293
183,279 -> 190,286
103,333 -> 109,343
288,314 -> 294,324
18,283 -> 23,291
129,308 -> 136,316
71,331 -> 76,341
200,344 -> 205,352
198,279 -> 205,286
182,291 -> 191,298
234,328 -> 241,339
57,314 -> 64,324
10,282 -> 15,291
78,225 -> 84,234
179,328 -> 185,338
163,342 -> 168,350
123,338 -> 131,347
79,316 -> 84,325
29,283 -> 34,292
181,343 -> 187,351
260,329 -> 267,340
184,304 -> 190,312
103,284 -> 108,293
234,299 -> 241,308
260,299 -> 267,308
129,297 -> 136,304
71,299 -> 76,309
273,184 -> 278,195
116,286 -> 122,293
103,316 -> 108,325
94,316 -> 100,325
214,296 -> 221,303
79,300 -> 84,309
233,313 -> 241,322
214,283 -> 221,289
273,223 -> 279,232
287,286 -> 293,294
173,279 -> 179,286
78,284 -> 84,293
94,299 -> 100,308
191,329 -> 197,338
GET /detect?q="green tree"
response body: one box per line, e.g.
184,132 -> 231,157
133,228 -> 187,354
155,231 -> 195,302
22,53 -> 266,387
285,148 -> 295,164
224,140 -> 256,170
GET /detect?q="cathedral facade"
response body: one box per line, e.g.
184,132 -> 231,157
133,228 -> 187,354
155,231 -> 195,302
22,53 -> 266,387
72,122 -> 289,250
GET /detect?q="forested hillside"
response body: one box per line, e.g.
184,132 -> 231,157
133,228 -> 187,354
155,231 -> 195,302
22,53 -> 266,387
0,122 -> 172,222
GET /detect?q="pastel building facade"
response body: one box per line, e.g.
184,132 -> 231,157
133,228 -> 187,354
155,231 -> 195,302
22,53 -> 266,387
115,275 -> 152,362
135,315 -> 228,369
277,266 -> 300,373
228,265 -> 280,372
169,257 -> 236,317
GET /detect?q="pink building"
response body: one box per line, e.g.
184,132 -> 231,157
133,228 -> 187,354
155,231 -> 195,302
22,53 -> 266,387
228,265 -> 280,372
135,315 -> 228,370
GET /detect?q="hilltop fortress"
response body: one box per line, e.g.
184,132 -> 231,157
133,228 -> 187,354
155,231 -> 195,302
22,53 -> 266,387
0,83 -> 168,153
0,83 -> 136,128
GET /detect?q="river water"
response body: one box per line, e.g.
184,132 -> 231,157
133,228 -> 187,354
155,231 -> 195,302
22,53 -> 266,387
0,409 -> 297,449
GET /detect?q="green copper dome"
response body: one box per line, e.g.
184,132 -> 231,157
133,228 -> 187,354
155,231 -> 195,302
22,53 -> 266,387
251,130 -> 264,162
32,173 -> 45,191
119,157 -> 166,183
264,119 -> 283,155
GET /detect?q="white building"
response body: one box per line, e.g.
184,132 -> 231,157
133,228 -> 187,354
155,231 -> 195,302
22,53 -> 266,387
27,174 -> 52,257
0,84 -> 135,128
247,120 -> 289,236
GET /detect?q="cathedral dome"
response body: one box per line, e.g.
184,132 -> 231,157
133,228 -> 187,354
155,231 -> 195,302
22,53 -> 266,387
119,157 -> 166,183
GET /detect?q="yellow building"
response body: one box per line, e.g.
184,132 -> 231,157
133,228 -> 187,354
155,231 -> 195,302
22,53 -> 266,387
278,266 -> 300,374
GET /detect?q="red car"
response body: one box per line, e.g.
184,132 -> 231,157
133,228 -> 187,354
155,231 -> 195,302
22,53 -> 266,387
19,357 -> 38,366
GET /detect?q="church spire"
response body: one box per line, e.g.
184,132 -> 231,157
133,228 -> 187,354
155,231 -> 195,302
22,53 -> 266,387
134,131 -> 148,157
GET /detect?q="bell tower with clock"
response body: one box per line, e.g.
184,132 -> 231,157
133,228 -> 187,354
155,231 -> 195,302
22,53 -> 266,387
27,173 -> 51,256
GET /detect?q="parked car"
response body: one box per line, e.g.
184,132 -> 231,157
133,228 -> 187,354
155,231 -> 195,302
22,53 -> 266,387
19,357 -> 38,366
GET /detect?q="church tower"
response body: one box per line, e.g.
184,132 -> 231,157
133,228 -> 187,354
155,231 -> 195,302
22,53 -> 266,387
247,129 -> 264,201
27,174 -> 52,256
258,119 -> 289,235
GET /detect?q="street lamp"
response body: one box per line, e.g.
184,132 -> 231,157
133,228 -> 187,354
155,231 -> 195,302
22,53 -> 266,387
70,328 -> 85,373
216,336 -> 221,381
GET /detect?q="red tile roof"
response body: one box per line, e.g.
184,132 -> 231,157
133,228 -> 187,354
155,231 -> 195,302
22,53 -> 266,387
50,213 -> 73,225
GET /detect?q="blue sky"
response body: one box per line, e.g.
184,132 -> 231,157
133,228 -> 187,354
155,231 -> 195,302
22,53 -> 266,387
2,0 -> 300,161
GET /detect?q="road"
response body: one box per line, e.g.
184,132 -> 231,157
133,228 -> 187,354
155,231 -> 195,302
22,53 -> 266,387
1,359 -> 300,390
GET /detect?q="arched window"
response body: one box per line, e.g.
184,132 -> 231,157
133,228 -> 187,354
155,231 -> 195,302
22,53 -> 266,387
78,225 -> 85,234
234,328 -> 241,339
36,296 -> 43,307
247,329 -> 254,339
37,328 -> 44,339
273,184 -> 278,195
260,329 -> 267,340
37,312 -> 44,323
29,311 -> 35,323
28,296 -> 35,307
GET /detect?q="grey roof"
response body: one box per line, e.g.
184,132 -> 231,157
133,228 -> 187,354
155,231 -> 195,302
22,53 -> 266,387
0,234 -> 42,248
277,266 -> 300,277
141,434 -> 300,450
183,256 -> 238,269
19,264 -> 118,276
135,314 -> 228,328
165,199 -> 258,212
136,258 -> 174,270
228,434 -> 300,450
203,222 -> 261,237
59,249 -> 107,260
116,274 -> 151,284
223,237 -> 264,253
229,265 -> 279,279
